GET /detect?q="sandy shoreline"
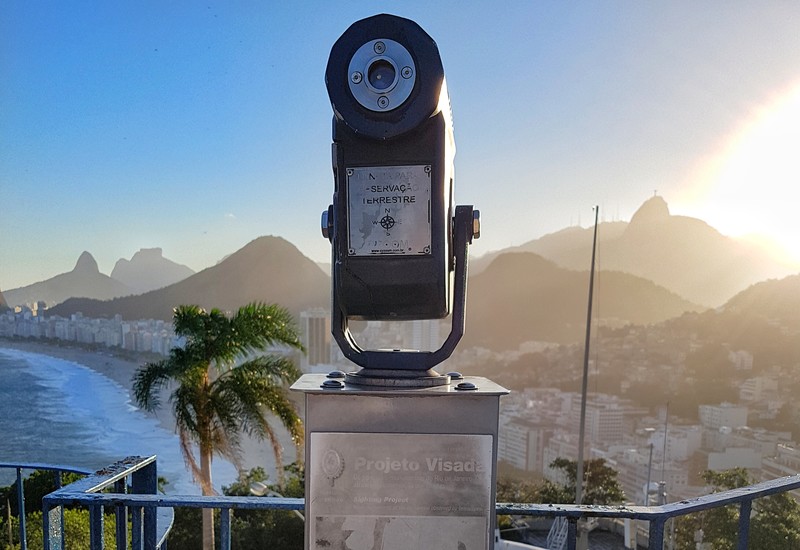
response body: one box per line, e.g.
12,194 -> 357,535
0,339 -> 143,391
0,339 -> 297,483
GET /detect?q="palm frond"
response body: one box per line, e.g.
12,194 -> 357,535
172,305 -> 207,338
131,360 -> 172,412
229,302 -> 306,356
228,354 -> 302,385
172,382 -> 203,439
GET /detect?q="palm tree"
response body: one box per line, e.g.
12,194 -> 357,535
132,302 -> 305,550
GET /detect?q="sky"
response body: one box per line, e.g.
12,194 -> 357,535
2,2 -> 800,290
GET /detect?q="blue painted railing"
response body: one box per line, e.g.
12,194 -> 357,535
0,462 -> 93,550
498,473 -> 800,550
26,456 -> 800,550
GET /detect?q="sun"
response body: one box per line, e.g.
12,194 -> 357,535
676,80 -> 800,264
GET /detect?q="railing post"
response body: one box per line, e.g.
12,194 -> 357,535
737,499 -> 752,550
219,508 -> 231,550
648,517 -> 665,550
114,479 -> 128,550
89,505 -> 104,550
16,468 -> 27,550
566,517 -> 578,550
131,506 -> 143,550
131,459 -> 158,550
53,471 -> 65,549
42,504 -> 64,550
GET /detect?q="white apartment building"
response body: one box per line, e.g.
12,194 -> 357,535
647,425 -> 703,462
299,309 -> 332,370
612,448 -> 689,504
498,417 -> 553,472
570,394 -> 625,444
739,376 -> 779,401
698,403 -> 748,430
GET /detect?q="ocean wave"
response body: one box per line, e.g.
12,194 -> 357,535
0,347 -> 237,494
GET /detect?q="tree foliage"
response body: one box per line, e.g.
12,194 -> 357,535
495,475 -> 544,540
0,509 -> 119,550
540,457 -> 625,505
674,468 -> 800,550
0,470 -> 84,517
167,466 -> 305,550
495,459 -> 624,544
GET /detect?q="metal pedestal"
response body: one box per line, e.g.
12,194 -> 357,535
292,373 -> 508,550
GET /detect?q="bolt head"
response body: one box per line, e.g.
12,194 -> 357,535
321,210 -> 330,239
351,71 -> 363,84
373,41 -> 386,54
377,96 -> 389,109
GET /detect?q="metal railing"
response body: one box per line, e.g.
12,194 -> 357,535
0,461 -> 93,550
498,473 -> 800,549
12,456 -> 798,550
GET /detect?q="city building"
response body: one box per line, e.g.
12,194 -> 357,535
299,309 -> 332,370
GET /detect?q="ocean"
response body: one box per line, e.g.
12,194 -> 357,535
0,347 -> 237,494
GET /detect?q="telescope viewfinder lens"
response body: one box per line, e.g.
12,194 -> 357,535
367,59 -> 396,91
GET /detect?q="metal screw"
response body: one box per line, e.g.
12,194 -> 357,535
455,381 -> 477,391
377,96 -> 389,109
424,165 -> 431,174
327,370 -> 346,379
447,371 -> 464,380
351,71 -> 362,84
374,41 -> 386,54
321,379 -> 344,389
401,66 -> 413,79
347,168 -> 354,176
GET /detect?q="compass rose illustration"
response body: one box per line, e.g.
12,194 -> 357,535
379,214 -> 396,231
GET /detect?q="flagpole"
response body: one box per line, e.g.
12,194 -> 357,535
576,205 -> 599,509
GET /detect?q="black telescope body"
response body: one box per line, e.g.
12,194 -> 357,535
325,14 -> 455,321
323,14 -> 476,374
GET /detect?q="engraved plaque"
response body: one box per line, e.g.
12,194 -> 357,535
347,165 -> 432,256
309,432 -> 492,549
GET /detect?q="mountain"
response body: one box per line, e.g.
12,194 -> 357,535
48,236 -> 330,321
724,274 -> 800,328
4,252 -> 132,308
474,196 -> 797,307
463,251 -> 702,350
657,275 -> 800,373
0,288 -> 8,311
110,248 -> 195,294
470,222 -> 628,275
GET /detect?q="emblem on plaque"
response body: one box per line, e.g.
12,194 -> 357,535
321,448 -> 345,487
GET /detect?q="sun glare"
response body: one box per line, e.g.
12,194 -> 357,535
677,81 -> 800,264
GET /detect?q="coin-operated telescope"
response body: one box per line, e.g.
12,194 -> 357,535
322,13 -> 479,386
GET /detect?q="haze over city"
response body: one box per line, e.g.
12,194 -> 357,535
3,2 -> 800,290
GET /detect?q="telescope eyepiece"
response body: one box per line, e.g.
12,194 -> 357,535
347,38 -> 415,113
367,58 -> 396,91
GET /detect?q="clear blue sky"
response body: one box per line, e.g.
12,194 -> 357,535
3,2 -> 800,290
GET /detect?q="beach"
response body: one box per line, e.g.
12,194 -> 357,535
0,340 -> 299,491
